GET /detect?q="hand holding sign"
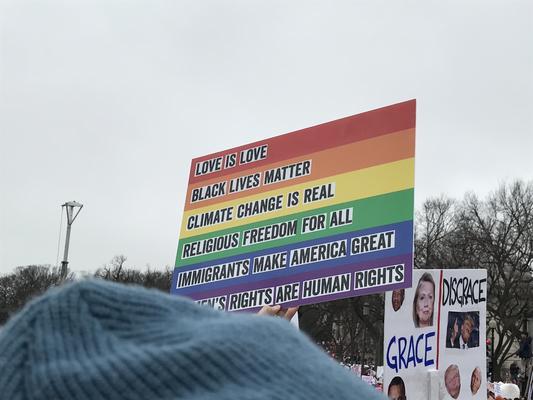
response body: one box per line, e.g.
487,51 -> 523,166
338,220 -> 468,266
258,305 -> 299,321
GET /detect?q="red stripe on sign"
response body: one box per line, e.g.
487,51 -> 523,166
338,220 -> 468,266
188,99 -> 416,184
436,269 -> 443,370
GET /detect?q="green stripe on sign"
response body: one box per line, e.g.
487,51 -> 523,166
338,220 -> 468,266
175,188 -> 414,268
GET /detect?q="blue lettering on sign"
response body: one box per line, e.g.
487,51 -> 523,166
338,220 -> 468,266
425,332 -> 435,367
416,334 -> 424,363
398,336 -> 407,369
386,332 -> 436,373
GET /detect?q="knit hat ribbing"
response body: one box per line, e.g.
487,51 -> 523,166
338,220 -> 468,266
0,279 -> 383,400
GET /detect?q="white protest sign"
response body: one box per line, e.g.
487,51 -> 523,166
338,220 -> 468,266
384,269 -> 487,400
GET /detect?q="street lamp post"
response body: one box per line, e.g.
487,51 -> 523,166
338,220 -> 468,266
61,201 -> 83,279
489,318 -> 497,381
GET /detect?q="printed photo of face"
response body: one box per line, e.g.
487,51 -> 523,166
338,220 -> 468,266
392,289 -> 405,312
388,376 -> 406,400
446,311 -> 480,349
470,367 -> 481,395
412,272 -> 435,328
445,364 -> 461,399
461,317 -> 474,344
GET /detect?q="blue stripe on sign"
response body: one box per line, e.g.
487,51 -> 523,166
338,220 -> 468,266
171,220 -> 413,296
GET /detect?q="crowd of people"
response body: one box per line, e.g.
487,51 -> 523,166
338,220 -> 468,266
316,341 -> 384,392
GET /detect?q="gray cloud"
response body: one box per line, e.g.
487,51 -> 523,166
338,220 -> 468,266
1,0 -> 532,274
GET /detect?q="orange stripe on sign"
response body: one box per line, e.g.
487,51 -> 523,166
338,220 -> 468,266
184,128 -> 415,210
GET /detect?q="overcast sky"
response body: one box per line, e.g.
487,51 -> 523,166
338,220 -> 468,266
1,0 -> 532,275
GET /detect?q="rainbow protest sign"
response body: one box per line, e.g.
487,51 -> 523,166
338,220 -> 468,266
171,100 -> 416,311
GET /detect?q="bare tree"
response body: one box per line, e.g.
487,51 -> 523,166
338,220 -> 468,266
416,181 -> 533,380
94,255 -> 172,292
415,195 -> 457,268
457,181 -> 533,379
0,265 -> 72,324
0,258 -> 173,326
94,255 -> 140,283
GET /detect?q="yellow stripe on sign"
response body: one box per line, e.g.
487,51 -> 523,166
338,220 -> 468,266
179,158 -> 414,238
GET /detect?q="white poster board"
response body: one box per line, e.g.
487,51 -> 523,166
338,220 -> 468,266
383,269 -> 487,400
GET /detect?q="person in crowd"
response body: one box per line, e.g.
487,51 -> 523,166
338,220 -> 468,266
444,364 -> 461,399
497,383 -> 521,399
517,331 -> 532,377
0,279 -> 384,400
387,376 -> 406,400
391,289 -> 405,312
470,366 -> 481,395
412,272 -> 435,328
449,314 -> 476,349
509,361 -> 520,385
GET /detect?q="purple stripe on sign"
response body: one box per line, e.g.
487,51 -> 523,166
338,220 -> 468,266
186,253 -> 413,309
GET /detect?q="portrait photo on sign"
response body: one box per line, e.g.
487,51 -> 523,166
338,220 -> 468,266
445,311 -> 480,349
412,272 -> 435,328
391,288 -> 405,312
470,366 -> 481,395
387,376 -> 406,400
444,364 -> 461,399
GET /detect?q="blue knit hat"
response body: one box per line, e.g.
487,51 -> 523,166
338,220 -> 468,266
0,279 -> 384,399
